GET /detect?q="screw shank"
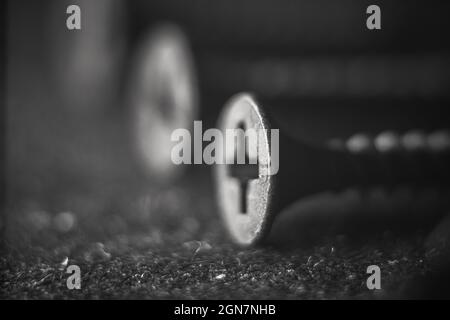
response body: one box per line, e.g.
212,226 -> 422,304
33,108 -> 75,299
270,127 -> 450,216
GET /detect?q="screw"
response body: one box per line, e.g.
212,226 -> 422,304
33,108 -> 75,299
215,93 -> 450,246
127,24 -> 199,180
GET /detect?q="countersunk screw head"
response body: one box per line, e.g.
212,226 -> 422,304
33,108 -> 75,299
215,93 -> 275,246
128,23 -> 198,181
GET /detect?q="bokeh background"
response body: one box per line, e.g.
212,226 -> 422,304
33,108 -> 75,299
2,0 -> 450,299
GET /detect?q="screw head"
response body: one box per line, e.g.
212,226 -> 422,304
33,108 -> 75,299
128,23 -> 198,180
215,93 -> 277,245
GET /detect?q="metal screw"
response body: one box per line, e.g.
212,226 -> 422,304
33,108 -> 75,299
215,93 -> 450,246
127,23 -> 198,181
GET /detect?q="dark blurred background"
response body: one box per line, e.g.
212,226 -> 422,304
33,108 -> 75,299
2,0 -> 450,299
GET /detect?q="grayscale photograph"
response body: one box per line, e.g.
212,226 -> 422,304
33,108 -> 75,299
1,0 -> 450,306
